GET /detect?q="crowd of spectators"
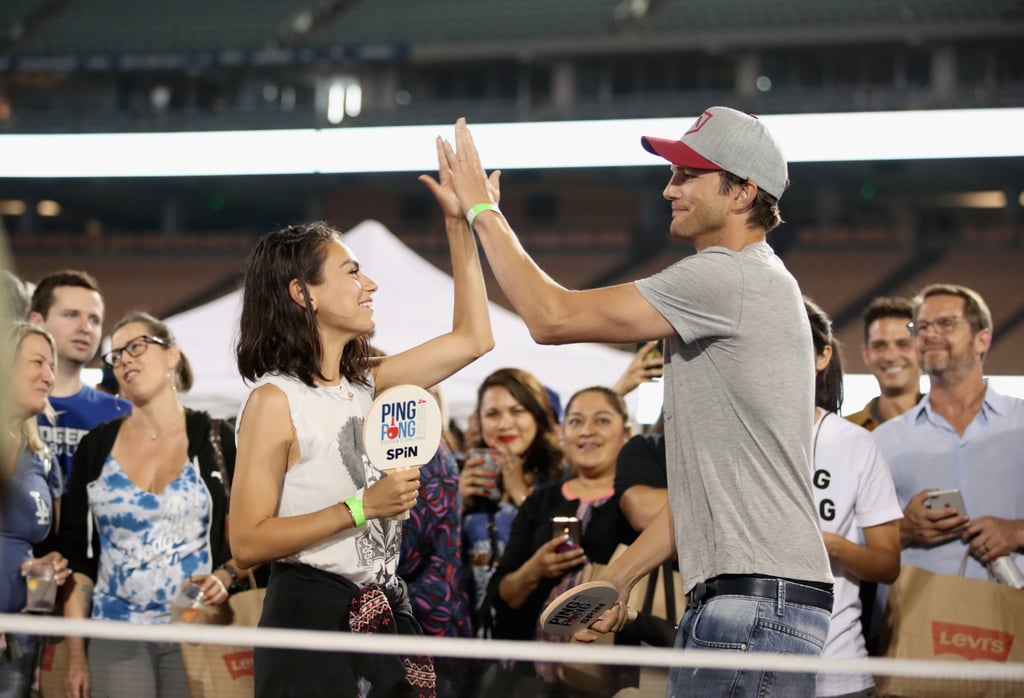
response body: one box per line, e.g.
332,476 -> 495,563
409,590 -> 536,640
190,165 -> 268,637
1,108 -> 1021,698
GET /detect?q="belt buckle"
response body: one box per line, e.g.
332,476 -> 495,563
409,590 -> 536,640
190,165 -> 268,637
686,582 -> 708,609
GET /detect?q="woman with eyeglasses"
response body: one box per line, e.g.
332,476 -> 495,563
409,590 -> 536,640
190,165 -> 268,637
57,311 -> 246,698
1,322 -> 70,698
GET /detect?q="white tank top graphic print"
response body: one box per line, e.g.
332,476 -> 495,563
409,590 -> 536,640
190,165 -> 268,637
239,373 -> 400,585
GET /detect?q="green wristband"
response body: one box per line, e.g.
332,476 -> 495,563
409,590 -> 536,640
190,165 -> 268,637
466,203 -> 500,229
344,496 -> 366,527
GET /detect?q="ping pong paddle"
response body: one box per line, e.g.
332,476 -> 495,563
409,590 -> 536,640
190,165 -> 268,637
362,384 -> 443,519
540,580 -> 636,637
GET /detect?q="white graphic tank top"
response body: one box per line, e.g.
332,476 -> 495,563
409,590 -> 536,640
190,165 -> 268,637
239,373 -> 400,585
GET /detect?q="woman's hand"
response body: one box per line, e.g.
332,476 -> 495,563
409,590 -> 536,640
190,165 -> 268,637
459,453 -> 499,504
420,135 -> 501,222
21,551 -> 72,587
64,646 -> 91,698
529,535 -> 587,581
191,572 -> 231,607
363,466 -> 421,520
498,534 -> 587,608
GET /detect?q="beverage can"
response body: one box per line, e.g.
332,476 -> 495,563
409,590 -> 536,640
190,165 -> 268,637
988,556 -> 1024,589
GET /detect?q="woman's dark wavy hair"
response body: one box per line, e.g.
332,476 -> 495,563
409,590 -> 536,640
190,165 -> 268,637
236,222 -> 372,388
474,367 -> 563,485
805,297 -> 844,413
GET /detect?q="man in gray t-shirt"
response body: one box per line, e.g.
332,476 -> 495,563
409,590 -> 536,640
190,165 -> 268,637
438,106 -> 833,696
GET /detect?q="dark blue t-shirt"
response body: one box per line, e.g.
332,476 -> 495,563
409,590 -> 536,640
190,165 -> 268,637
37,385 -> 131,482
1,447 -> 62,613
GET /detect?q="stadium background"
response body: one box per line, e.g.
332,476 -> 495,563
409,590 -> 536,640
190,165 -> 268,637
1,0 -> 1022,376
1,2 -> 1024,695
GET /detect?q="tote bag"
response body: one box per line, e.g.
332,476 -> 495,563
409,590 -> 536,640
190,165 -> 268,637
179,571 -> 266,698
877,563 -> 1024,698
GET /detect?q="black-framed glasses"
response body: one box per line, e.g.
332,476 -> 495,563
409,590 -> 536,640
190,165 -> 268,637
907,315 -> 964,337
102,335 -> 169,367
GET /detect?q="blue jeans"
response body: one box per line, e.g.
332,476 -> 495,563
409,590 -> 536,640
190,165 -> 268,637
0,634 -> 38,698
668,584 -> 831,698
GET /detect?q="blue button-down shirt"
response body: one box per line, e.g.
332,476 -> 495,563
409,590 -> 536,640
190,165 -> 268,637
873,383 -> 1024,580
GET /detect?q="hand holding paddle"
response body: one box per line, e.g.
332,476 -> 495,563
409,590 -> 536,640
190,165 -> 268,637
540,580 -> 637,639
363,465 -> 422,520
362,385 -> 443,520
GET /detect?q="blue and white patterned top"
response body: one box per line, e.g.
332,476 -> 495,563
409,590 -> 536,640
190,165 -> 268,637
88,454 -> 212,623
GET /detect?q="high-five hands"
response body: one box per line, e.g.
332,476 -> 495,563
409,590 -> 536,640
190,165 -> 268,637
437,118 -> 502,222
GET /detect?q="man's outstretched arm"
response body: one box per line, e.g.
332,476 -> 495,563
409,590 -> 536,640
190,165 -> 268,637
443,117 -> 673,345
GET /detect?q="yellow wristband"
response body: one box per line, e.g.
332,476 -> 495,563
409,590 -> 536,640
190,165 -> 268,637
466,203 -> 500,229
343,497 -> 366,527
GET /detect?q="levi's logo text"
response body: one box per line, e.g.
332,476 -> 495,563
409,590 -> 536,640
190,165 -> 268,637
932,621 -> 1013,662
686,111 -> 713,135
223,650 -> 255,679
379,398 -> 427,460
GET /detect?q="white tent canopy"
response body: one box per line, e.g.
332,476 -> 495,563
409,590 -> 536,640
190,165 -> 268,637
167,220 -> 633,425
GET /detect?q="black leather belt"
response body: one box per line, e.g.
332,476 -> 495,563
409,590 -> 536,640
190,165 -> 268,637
686,575 -> 833,613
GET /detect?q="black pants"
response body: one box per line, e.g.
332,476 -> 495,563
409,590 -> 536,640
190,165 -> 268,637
254,562 -> 421,698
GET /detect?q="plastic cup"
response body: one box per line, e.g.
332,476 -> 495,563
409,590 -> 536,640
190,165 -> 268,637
171,581 -> 211,623
467,448 -> 501,502
24,563 -> 58,613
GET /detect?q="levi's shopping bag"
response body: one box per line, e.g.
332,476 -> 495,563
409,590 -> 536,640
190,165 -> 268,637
179,571 -> 266,698
877,563 -> 1024,698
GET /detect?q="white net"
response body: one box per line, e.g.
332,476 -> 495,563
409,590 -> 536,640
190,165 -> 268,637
3,613 -> 1023,698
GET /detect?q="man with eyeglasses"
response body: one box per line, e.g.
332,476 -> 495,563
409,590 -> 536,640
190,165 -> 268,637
29,270 -> 131,483
873,283 -> 1024,583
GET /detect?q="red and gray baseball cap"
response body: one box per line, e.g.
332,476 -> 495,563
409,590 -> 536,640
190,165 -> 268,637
641,106 -> 789,200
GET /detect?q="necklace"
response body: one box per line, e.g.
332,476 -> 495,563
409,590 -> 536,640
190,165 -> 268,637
150,433 -> 157,441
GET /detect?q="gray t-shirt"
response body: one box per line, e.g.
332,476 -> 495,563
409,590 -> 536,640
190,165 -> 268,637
635,241 -> 832,593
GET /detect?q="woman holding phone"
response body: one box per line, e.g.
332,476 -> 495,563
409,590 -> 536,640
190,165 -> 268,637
487,387 -> 632,690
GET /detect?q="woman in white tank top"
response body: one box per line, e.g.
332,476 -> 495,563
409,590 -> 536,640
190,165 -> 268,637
229,141 -> 495,698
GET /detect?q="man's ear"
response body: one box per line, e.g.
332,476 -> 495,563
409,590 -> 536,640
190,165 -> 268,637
28,311 -> 44,324
974,327 -> 992,359
732,181 -> 756,211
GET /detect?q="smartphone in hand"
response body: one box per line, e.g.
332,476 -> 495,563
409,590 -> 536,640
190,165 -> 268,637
552,516 -> 582,554
925,488 -> 967,516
